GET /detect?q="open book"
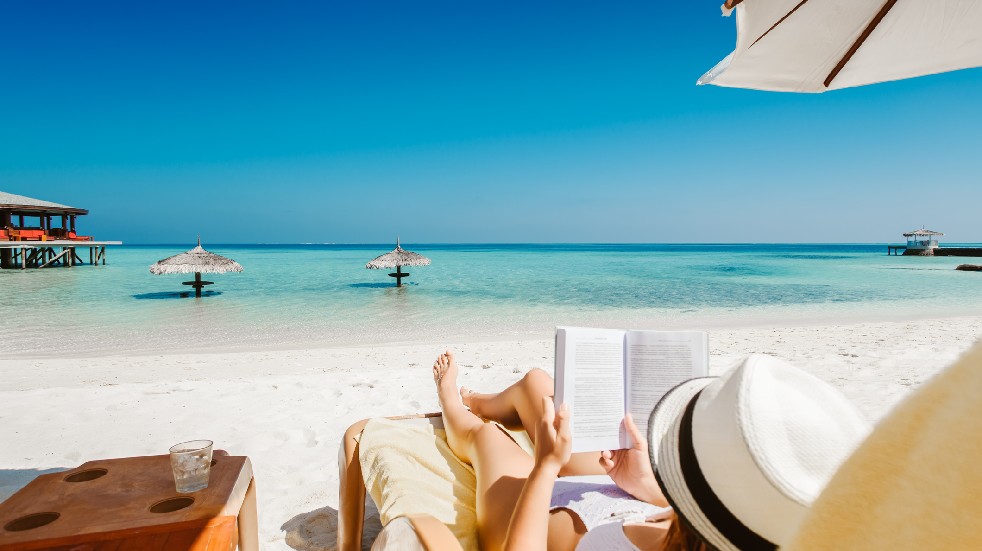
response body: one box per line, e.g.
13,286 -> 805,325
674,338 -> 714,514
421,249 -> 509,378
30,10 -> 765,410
554,326 -> 708,453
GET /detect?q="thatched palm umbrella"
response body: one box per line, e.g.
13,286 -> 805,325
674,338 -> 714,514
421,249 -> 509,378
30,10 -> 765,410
365,238 -> 430,287
150,238 -> 243,297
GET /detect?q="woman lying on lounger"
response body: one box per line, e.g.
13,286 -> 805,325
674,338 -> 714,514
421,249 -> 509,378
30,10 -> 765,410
431,350 -> 869,551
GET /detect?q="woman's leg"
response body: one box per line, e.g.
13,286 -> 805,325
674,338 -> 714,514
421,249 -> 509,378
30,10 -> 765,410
434,352 -> 535,550
435,352 -> 586,551
463,367 -> 605,476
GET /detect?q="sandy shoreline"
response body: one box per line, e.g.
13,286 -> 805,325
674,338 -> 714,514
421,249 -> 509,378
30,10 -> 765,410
2,315 -> 981,550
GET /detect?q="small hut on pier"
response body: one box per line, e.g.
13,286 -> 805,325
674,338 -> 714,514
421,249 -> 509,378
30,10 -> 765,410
0,191 -> 89,241
0,191 -> 120,269
901,228 -> 944,256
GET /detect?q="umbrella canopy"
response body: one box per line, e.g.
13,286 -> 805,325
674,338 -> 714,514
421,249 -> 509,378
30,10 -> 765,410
150,239 -> 244,275
150,239 -> 242,297
699,0 -> 982,92
365,239 -> 430,287
365,239 -> 431,270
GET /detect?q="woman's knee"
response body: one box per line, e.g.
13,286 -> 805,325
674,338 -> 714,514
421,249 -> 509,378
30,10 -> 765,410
521,368 -> 553,396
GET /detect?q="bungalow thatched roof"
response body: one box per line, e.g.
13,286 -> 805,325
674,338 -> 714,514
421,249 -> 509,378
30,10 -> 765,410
0,191 -> 88,215
903,229 -> 944,237
366,239 -> 431,269
150,240 -> 243,275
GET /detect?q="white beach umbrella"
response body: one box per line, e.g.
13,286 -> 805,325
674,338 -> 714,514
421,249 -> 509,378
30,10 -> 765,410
699,0 -> 982,92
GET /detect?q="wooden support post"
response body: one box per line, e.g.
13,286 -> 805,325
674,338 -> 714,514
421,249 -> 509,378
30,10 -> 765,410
90,246 -> 94,265
39,249 -> 70,269
388,265 -> 408,287
20,247 -> 26,269
101,246 -> 106,265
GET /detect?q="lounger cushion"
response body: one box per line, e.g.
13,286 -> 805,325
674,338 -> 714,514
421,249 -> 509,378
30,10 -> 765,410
359,418 -> 480,551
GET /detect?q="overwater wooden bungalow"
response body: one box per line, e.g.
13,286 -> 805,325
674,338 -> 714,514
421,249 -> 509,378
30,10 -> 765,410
0,191 -> 121,269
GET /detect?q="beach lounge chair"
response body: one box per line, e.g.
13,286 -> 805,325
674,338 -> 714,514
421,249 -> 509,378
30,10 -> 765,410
339,413 -> 466,551
341,412 -> 592,551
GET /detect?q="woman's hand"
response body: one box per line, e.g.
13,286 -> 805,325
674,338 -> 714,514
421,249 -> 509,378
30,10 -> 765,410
533,397 -> 572,474
599,414 -> 666,506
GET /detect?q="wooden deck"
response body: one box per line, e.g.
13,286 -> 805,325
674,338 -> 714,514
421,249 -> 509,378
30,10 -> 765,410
0,241 -> 122,269
887,245 -> 982,258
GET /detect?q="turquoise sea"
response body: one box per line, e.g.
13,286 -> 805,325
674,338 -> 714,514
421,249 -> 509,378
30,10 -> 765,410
2,243 -> 981,358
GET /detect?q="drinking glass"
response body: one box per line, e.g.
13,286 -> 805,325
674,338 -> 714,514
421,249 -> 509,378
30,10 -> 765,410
169,440 -> 213,493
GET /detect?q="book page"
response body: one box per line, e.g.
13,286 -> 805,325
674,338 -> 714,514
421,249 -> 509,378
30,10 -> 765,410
554,327 -> 627,453
625,331 -> 708,436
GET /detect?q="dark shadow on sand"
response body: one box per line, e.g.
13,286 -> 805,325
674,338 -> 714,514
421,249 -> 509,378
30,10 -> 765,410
281,500 -> 382,551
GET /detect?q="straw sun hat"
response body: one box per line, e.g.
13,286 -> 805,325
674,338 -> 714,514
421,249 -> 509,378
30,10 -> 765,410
647,355 -> 871,550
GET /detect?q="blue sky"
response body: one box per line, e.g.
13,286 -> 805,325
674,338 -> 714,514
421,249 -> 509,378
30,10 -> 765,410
2,1 -> 980,244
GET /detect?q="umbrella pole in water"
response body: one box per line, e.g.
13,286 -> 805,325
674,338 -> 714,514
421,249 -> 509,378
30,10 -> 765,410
182,271 -> 214,297
389,265 -> 408,287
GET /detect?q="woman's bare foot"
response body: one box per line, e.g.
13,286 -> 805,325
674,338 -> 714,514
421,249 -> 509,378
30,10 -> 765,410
433,350 -> 462,409
432,350 -> 484,464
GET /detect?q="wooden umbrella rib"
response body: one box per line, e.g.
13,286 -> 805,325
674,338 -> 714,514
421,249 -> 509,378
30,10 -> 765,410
824,0 -> 899,87
750,0 -> 810,48
724,0 -> 744,8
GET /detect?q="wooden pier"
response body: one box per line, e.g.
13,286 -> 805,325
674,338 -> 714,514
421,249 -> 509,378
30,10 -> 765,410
0,241 -> 121,269
2,191 -> 122,270
887,245 -> 982,257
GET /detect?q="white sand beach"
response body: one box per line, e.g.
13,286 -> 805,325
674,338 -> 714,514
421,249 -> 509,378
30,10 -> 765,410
1,315 -> 980,550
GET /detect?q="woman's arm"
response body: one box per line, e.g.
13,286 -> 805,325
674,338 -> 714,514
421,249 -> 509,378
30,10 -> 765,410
503,398 -> 571,550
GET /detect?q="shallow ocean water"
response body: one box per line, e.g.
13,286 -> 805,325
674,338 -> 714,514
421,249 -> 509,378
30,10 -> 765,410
2,243 -> 980,357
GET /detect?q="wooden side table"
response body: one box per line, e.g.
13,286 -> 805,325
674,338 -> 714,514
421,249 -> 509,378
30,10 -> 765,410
0,454 -> 258,551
